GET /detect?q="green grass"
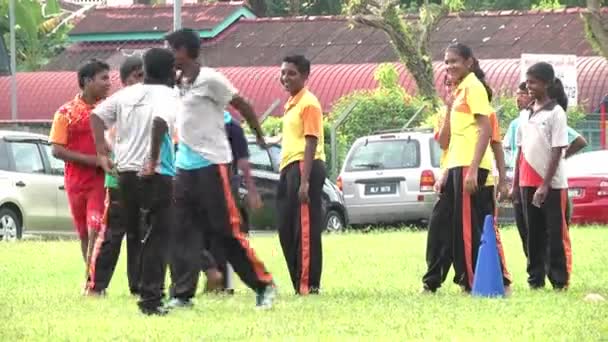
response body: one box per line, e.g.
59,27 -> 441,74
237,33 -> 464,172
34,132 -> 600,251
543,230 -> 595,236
1,227 -> 607,341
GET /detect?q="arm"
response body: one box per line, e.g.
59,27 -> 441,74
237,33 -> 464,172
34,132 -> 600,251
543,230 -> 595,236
437,108 -> 451,150
491,141 -> 507,185
565,135 -> 587,158
231,95 -> 264,143
49,111 -> 99,167
471,115 -> 491,174
301,136 -> 318,190
51,144 -> 99,167
543,148 -> 563,189
149,117 -> 168,167
90,114 -> 109,156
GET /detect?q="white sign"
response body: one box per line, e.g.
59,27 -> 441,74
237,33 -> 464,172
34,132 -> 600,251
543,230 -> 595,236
520,54 -> 578,107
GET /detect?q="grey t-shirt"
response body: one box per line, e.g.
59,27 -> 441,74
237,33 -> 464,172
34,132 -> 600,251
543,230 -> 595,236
176,67 -> 236,165
93,83 -> 178,173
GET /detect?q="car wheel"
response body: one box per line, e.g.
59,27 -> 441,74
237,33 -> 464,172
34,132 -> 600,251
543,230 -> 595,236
0,207 -> 22,241
324,209 -> 345,233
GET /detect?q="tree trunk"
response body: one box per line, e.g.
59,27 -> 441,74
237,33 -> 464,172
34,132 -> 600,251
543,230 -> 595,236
582,0 -> 608,58
247,0 -> 267,16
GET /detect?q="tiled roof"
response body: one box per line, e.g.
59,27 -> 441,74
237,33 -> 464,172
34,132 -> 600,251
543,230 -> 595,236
69,1 -> 249,35
47,8 -> 606,70
3,57 -> 606,121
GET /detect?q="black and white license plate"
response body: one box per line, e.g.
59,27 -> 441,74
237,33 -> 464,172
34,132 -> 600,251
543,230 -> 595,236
364,183 -> 397,195
568,188 -> 582,198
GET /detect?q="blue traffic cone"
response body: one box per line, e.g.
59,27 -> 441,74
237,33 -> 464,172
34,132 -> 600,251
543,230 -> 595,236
472,215 -> 505,298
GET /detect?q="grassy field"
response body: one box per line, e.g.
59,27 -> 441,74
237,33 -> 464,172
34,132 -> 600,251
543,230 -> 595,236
0,226 -> 607,341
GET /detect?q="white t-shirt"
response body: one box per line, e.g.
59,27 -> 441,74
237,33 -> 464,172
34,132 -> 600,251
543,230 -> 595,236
93,83 -> 178,174
176,67 -> 236,165
516,102 -> 569,189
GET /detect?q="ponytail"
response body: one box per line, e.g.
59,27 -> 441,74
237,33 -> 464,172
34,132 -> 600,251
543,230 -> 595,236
471,57 -> 493,102
548,78 -> 568,111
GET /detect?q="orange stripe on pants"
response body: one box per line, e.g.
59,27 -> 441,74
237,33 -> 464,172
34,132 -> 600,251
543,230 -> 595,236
299,163 -> 311,295
461,167 -> 474,289
218,165 -> 272,283
493,205 -> 511,283
87,188 -> 110,290
560,189 -> 573,287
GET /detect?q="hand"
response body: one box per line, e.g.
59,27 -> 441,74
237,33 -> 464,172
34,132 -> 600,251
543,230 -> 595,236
298,182 -> 310,203
97,154 -> 114,174
256,134 -> 267,149
497,180 -> 509,202
464,168 -> 478,194
247,191 -> 263,210
139,160 -> 156,177
434,173 -> 447,194
532,184 -> 549,208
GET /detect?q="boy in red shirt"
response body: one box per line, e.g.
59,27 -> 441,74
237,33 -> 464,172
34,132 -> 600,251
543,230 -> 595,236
49,59 -> 111,294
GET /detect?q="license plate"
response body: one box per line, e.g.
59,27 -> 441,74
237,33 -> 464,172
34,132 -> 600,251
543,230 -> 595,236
365,183 -> 397,195
568,188 -> 582,198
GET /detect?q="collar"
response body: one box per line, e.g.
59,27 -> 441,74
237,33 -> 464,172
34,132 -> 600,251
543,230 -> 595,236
455,72 -> 477,92
527,99 -> 557,115
284,87 -> 307,110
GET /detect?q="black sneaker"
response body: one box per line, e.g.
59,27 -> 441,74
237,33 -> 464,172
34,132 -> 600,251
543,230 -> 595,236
309,287 -> 320,295
165,297 -> 194,309
140,306 -> 169,316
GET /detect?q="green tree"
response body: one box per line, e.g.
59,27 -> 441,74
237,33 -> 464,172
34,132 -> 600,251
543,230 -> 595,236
0,0 -> 71,71
582,0 -> 608,59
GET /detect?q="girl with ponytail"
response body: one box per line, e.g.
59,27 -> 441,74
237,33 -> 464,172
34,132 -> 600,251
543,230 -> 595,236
427,42 -> 510,294
513,61 -> 572,290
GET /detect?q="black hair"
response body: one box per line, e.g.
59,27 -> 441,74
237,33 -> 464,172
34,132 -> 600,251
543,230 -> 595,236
283,55 -> 311,77
119,56 -> 143,84
526,62 -> 568,111
518,81 -> 527,91
77,59 -> 110,90
164,28 -> 200,59
143,48 -> 175,86
446,42 -> 493,102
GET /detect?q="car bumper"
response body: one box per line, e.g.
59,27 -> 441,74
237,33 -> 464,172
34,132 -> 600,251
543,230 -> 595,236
571,200 -> 608,225
346,196 -> 436,225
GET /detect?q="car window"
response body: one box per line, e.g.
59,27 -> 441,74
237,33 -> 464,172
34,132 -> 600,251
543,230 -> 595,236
0,141 -> 9,171
42,144 -> 65,175
429,138 -> 442,168
9,142 -> 45,174
248,143 -> 273,171
345,139 -> 420,171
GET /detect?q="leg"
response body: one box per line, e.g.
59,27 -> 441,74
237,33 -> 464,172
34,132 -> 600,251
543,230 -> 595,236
513,193 -> 528,257
542,189 -> 572,289
307,160 -> 326,293
83,182 -> 106,294
277,163 -> 301,292
201,165 -> 273,294
66,190 -> 88,264
169,169 -> 203,302
137,175 -> 172,313
522,187 -> 547,289
422,190 -> 453,292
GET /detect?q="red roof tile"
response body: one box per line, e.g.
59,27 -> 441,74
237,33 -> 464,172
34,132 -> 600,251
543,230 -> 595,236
3,58 -> 606,122
70,2 -> 249,35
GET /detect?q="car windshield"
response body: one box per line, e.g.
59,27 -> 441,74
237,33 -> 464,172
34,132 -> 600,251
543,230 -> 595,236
567,151 -> 608,176
345,139 -> 420,171
42,144 -> 65,175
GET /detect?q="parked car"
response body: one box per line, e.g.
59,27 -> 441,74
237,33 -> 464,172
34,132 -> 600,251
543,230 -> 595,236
239,139 -> 348,232
566,150 -> 608,225
337,128 -> 441,225
0,130 -> 72,240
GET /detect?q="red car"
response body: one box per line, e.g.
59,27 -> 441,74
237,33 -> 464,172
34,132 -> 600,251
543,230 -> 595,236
567,150 -> 608,225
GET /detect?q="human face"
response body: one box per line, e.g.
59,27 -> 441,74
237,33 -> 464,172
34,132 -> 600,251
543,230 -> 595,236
280,62 -> 306,96
515,89 -> 531,110
525,75 -> 548,102
124,67 -> 144,86
171,46 -> 190,69
444,49 -> 472,84
85,69 -> 111,99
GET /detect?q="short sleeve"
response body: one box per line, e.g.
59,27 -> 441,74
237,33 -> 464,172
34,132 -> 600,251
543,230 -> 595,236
49,111 -> 69,145
197,69 -> 237,107
566,126 -> 580,144
551,107 -> 569,148
301,104 -> 323,138
92,94 -> 118,127
226,121 -> 249,160
467,83 -> 492,117
490,112 -> 501,143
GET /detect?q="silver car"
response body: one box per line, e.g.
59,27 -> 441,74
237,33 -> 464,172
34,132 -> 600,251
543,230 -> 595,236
337,129 -> 442,225
0,130 -> 72,240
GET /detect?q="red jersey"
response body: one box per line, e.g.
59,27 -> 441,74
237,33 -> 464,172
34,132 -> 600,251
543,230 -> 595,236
49,95 -> 104,192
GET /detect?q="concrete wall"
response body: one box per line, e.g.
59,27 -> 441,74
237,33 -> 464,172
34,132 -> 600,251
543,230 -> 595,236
0,121 -> 52,136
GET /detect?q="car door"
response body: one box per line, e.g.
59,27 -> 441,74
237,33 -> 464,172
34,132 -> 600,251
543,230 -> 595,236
246,143 -> 280,230
40,143 -> 73,232
5,140 -> 58,233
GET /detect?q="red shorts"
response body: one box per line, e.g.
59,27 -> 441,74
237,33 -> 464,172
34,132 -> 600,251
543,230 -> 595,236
67,184 -> 106,240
